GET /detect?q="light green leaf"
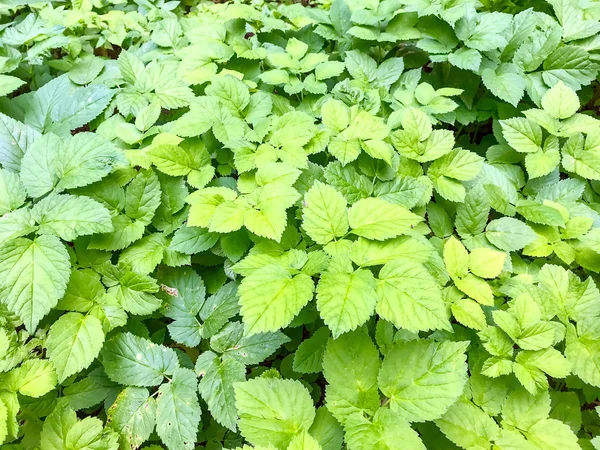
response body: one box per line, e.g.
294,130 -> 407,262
0,75 -> 25,97
376,258 -> 450,333
444,236 -> 469,279
322,330 -> 380,425
239,264 -> 314,335
308,407 -> 344,450
0,398 -> 6,445
316,268 -> 377,337
565,318 -> 600,387
455,274 -> 494,305
210,321 -> 289,365
32,194 -> 113,241
345,408 -> 426,450
500,118 -> 543,153
482,64 -> 525,107
485,217 -> 537,252
302,181 -> 348,245
562,132 -> 600,180
7,359 -> 57,398
20,132 -> 125,198
0,168 -> 26,215
205,75 -> 250,113
378,340 -> 469,422
451,298 -> 487,330
46,312 -> 104,383
524,419 -> 580,450
119,233 -> 166,274
541,81 -> 580,119
348,198 -> 422,241
448,48 -> 481,71
434,400 -> 500,448
125,169 -> 162,225
235,377 -> 316,449
502,387 -> 550,432
468,248 -> 506,279
0,235 -> 70,332
0,112 -> 41,172
40,401 -> 119,450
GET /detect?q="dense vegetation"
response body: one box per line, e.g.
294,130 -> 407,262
1,0 -> 600,448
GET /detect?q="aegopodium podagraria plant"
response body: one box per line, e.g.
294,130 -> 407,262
1,0 -> 600,448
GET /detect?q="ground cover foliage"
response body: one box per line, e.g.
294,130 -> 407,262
1,0 -> 600,448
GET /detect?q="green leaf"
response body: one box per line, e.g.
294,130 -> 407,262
308,407 -> 344,450
345,408 -> 426,450
125,169 -> 162,225
451,299 -> 486,330
455,184 -> 490,238
206,75 -> 250,113
434,400 -> 500,448
0,398 -> 6,445
542,46 -> 597,90
238,264 -> 315,335
348,198 -> 422,241
376,258 -> 450,333
302,181 -> 348,245
46,312 -> 104,383
210,322 -> 290,365
200,281 -> 240,338
26,75 -> 115,137
102,332 -> 179,387
444,236 -> 470,279
235,377 -> 315,449
119,233 -> 166,274
541,81 -> 580,119
500,118 -> 543,153
316,268 -> 377,337
502,387 -> 550,431
0,235 -> 70,332
156,368 -> 201,450
537,264 -> 600,323
32,194 -> 113,241
345,50 -> 377,83
0,168 -> 26,215
0,112 -> 41,172
20,132 -> 125,198
287,430 -> 322,450
170,226 -> 219,255
524,419 -> 580,450
322,330 -> 380,425
40,400 -> 119,450
102,264 -> 161,316
107,387 -> 156,449
0,75 -> 25,96
7,359 -> 57,398
482,64 -> 525,107
562,132 -> 600,181
448,47 -> 481,71
485,217 -> 537,252
565,318 -> 600,387
468,248 -> 506,279
378,339 -> 469,422
428,149 -> 484,181
196,351 -> 245,431
455,274 -> 494,306
148,143 -> 204,177
293,326 -> 330,374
